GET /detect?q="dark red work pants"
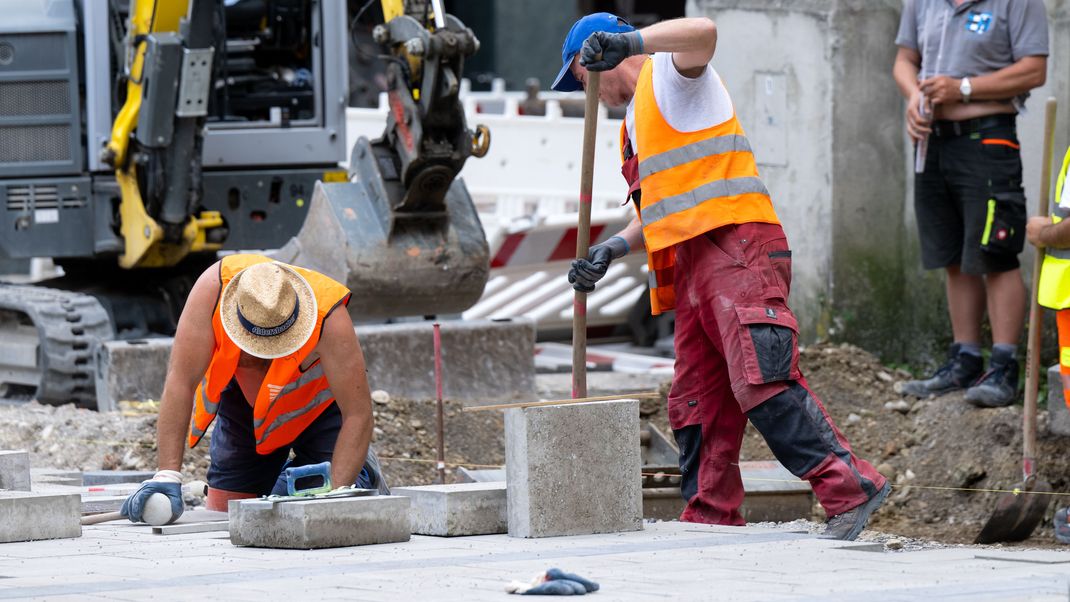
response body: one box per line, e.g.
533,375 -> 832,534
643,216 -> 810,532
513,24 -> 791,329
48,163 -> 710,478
667,222 -> 887,525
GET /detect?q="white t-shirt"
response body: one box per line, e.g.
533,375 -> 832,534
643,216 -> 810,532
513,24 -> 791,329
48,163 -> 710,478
624,52 -> 734,157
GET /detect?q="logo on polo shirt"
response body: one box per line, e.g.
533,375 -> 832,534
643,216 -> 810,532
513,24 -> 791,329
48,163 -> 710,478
966,12 -> 993,34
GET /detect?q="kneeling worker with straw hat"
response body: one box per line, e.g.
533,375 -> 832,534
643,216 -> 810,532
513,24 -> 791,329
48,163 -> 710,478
121,254 -> 387,524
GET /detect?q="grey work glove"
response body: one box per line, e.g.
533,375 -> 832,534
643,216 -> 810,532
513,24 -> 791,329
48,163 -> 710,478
579,31 -> 644,72
568,236 -> 630,293
119,470 -> 184,525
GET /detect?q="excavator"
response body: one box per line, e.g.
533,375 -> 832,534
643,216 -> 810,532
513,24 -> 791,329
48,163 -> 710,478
0,0 -> 490,406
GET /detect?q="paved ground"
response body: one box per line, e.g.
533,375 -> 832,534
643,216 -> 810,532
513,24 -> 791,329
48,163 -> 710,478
1,520 -> 1068,601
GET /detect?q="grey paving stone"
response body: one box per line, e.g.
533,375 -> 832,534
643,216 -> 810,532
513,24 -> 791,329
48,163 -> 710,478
30,468 -> 82,486
392,482 -> 507,536
94,338 -> 173,412
0,491 -> 81,543
0,450 -> 30,491
1047,364 -> 1070,436
229,495 -> 411,549
505,399 -> 643,538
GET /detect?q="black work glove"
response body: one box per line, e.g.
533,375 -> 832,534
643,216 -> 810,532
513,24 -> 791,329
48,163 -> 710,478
568,236 -> 630,293
579,31 -> 644,72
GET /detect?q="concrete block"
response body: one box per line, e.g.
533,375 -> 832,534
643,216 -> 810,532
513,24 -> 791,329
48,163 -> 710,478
506,399 -> 643,538
356,319 -> 535,402
0,450 -> 30,491
94,338 -> 172,412
229,495 -> 411,549
1047,364 -> 1070,437
392,483 -> 507,536
94,319 -> 535,408
0,491 -> 81,542
82,470 -> 156,486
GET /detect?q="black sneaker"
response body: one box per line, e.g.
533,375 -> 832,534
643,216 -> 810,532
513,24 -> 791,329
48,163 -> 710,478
900,344 -> 983,398
965,356 -> 1019,408
823,482 -> 891,541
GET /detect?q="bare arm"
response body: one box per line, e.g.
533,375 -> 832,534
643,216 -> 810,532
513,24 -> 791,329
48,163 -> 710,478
893,47 -> 931,142
317,308 -> 373,488
920,56 -> 1047,105
157,263 -> 220,472
1027,216 -> 1070,249
637,18 -> 717,76
615,215 -> 645,254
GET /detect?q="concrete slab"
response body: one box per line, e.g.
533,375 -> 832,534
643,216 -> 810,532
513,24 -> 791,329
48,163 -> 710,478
81,470 -> 156,486
229,495 -> 411,549
0,450 -> 30,491
506,399 -> 643,538
392,483 -> 507,536
30,468 -> 82,487
0,491 -> 81,543
94,319 -> 535,410
1046,364 -> 1070,436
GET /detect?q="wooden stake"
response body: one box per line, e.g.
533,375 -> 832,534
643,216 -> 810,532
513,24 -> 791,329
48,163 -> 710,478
462,391 -> 659,413
572,68 -> 601,400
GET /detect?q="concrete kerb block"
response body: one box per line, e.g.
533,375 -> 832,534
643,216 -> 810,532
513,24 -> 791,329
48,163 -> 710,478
0,450 -> 31,491
506,399 -> 643,538
94,338 -> 173,412
0,491 -> 81,543
1046,364 -> 1070,436
357,319 -> 536,402
94,319 -> 536,409
229,495 -> 411,549
392,483 -> 507,536
82,470 -> 156,486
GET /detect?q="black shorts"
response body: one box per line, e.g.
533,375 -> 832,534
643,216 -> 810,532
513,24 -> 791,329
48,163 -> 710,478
207,379 -> 384,495
915,115 -> 1026,275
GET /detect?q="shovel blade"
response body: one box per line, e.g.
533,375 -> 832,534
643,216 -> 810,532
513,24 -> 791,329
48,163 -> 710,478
974,478 -> 1053,544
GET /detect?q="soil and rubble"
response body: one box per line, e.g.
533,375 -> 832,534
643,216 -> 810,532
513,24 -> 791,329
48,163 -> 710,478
2,342 -> 1069,547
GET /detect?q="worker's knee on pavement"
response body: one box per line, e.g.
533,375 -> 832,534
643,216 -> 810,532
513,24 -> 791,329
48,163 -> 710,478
746,382 -> 832,478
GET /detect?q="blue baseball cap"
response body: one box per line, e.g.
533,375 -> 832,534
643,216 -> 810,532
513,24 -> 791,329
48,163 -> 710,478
551,12 -> 635,92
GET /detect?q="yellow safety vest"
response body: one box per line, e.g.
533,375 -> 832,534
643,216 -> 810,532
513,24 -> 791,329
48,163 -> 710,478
1038,147 -> 1070,310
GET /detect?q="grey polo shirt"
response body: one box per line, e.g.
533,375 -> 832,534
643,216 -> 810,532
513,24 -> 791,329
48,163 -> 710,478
896,0 -> 1048,106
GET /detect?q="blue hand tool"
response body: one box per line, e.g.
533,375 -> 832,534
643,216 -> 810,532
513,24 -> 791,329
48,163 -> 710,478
284,461 -> 333,497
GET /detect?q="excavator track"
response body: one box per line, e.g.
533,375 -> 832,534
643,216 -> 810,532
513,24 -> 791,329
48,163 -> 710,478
0,284 -> 114,407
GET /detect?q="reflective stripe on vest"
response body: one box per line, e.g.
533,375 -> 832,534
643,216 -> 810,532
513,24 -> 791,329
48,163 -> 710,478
1038,146 -> 1070,310
641,176 -> 770,225
628,57 -> 779,315
186,253 -> 351,453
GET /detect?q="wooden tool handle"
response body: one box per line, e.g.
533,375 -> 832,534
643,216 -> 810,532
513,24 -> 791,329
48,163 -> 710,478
572,69 -> 601,401
462,391 -> 659,413
1023,97 -> 1058,475
81,511 -> 123,526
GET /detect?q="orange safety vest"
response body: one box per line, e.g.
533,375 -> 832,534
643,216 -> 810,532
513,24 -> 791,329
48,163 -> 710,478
622,58 -> 780,315
187,254 -> 352,454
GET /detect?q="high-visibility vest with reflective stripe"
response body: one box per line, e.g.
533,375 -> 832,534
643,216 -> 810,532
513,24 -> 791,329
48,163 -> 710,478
1039,147 -> 1070,310
623,58 -> 780,315
187,254 -> 352,454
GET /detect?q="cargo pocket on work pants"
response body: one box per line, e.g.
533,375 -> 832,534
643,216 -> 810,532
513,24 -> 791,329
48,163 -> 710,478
668,398 -> 703,502
736,305 -> 800,385
980,191 -> 1026,256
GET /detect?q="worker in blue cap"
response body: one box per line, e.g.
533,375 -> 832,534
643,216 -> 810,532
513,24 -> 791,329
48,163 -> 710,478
553,13 -> 889,541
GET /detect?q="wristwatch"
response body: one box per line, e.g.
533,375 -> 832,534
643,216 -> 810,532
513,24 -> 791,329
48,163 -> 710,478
960,77 -> 972,103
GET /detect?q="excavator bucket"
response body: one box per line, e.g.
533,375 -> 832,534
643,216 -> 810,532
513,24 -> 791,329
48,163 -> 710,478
276,138 -> 489,320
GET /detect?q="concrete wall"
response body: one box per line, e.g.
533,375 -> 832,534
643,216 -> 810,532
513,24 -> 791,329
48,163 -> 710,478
688,0 -> 1070,364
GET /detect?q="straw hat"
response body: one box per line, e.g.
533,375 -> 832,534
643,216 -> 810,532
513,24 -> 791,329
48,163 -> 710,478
220,262 -> 318,359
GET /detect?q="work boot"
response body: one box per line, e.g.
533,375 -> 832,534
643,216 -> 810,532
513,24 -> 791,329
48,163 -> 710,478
900,344 -> 983,398
822,482 -> 891,541
965,350 -> 1019,408
1055,507 -> 1070,545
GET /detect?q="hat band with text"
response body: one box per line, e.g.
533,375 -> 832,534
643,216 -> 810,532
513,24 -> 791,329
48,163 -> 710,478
237,297 -> 300,338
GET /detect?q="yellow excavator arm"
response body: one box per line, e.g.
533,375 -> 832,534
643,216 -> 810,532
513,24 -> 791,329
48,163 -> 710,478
104,0 -> 221,269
